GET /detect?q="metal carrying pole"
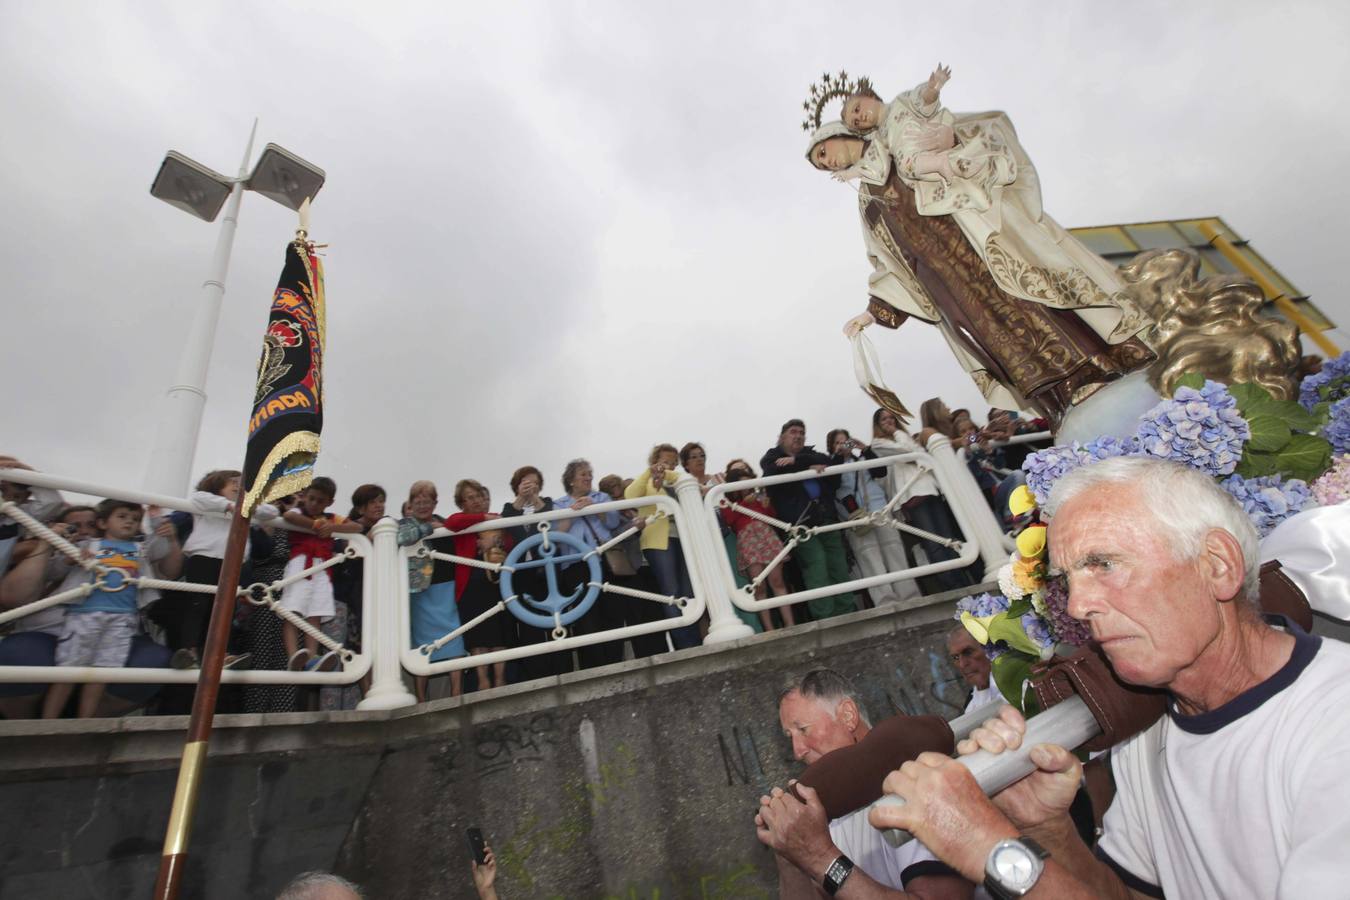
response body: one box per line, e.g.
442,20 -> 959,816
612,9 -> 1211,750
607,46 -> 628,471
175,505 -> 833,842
874,694 -> 1101,847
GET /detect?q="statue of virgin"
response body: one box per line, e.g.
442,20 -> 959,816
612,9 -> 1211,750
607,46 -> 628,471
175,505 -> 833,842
804,68 -> 1156,428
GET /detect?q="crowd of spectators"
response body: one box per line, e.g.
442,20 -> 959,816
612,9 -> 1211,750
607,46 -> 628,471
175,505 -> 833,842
0,403 -> 1044,719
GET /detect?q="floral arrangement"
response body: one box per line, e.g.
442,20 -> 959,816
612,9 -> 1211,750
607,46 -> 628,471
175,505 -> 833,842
958,357 -> 1350,708
955,486 -> 1091,711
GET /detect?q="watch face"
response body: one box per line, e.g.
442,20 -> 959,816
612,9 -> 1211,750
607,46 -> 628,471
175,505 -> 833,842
992,842 -> 1040,890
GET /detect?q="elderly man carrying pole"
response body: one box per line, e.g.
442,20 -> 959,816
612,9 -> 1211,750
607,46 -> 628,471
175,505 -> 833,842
870,456 -> 1350,899
758,669 -> 974,899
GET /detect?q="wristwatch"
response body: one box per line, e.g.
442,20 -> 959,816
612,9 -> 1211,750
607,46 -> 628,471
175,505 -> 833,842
822,854 -> 855,896
983,836 -> 1050,899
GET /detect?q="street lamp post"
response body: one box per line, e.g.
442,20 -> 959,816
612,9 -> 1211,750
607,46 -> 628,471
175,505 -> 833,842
143,122 -> 324,497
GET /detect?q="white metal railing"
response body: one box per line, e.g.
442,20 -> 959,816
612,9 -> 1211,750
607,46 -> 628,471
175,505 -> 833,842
0,440 -> 1014,711
701,437 -> 998,614
398,494 -> 711,676
0,470 -> 371,694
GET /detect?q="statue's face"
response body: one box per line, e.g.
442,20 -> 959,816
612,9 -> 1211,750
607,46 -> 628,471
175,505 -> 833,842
843,95 -> 885,132
809,137 -> 862,172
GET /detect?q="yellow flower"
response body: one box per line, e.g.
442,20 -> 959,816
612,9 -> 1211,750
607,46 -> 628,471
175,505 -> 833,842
1012,555 -> 1042,592
1016,524 -> 1048,560
1009,484 -> 1037,516
960,610 -> 995,645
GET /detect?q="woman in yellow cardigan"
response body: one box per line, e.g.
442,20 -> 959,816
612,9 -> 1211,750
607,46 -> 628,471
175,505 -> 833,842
625,444 -> 700,650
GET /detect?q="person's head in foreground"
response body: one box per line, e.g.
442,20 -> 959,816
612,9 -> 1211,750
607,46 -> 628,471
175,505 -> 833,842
1044,454 -> 1259,694
276,871 -> 362,900
778,668 -> 871,765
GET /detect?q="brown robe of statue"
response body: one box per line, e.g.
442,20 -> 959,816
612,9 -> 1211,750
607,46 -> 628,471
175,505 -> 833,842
863,171 -> 1154,427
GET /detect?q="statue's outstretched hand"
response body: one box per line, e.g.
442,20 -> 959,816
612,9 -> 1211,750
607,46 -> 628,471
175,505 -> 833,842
843,311 -> 875,337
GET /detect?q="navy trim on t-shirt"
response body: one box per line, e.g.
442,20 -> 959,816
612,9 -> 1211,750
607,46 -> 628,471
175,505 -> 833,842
900,859 -> 959,888
1169,616 -> 1321,735
1094,846 -> 1166,898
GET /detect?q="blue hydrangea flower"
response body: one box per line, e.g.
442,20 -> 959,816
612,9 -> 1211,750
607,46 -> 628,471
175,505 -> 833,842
1136,381 -> 1250,477
1324,397 -> 1350,456
1299,351 -> 1350,411
1219,473 -> 1313,537
1020,611 -> 1056,658
1022,445 -> 1087,505
1081,434 -> 1141,461
956,592 -> 1010,619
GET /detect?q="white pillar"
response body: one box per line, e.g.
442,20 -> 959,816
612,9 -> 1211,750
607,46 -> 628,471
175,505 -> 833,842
925,434 -> 1006,581
673,474 -> 755,644
357,518 -> 417,710
142,124 -> 257,496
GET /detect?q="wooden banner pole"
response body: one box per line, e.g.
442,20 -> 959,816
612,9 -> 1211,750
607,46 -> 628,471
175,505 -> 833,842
153,505 -> 251,899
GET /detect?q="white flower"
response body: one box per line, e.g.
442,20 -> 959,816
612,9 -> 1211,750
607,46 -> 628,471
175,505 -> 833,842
998,562 -> 1026,600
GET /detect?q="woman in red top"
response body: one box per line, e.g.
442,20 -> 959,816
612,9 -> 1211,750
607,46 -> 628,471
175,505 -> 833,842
443,479 -> 503,602
719,461 -> 796,631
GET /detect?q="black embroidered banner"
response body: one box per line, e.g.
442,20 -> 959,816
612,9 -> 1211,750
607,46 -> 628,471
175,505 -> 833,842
240,239 -> 325,516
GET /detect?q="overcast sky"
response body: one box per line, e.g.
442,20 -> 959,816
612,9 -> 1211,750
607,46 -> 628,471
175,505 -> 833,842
3,1 -> 1348,513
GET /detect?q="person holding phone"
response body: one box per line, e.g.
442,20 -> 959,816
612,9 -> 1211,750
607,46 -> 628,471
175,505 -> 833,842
468,829 -> 499,900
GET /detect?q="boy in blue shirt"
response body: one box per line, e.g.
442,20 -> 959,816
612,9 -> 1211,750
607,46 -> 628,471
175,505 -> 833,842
41,499 -> 182,718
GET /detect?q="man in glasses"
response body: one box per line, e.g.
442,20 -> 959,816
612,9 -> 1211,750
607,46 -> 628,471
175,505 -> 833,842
947,625 -> 997,714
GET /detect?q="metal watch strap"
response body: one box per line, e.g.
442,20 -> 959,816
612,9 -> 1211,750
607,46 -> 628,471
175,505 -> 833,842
983,835 -> 1050,899
822,854 -> 854,896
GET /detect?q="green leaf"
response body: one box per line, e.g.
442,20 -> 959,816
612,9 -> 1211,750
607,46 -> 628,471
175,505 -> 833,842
1005,597 -> 1033,618
1245,415 -> 1293,453
1172,372 -> 1206,393
992,652 -> 1036,712
1245,398 -> 1323,433
1271,433 -> 1334,482
1236,449 -> 1279,478
988,614 -> 1046,658
1230,382 -> 1273,413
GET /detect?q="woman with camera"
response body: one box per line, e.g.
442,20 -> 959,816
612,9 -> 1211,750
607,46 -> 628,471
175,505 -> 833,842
827,428 -> 918,605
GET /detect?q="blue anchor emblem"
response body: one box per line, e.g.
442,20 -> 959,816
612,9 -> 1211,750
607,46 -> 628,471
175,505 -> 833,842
499,525 -> 602,631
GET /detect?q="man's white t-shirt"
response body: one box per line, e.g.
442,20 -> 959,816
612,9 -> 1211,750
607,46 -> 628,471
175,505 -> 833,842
964,683 -> 1001,714
829,806 -> 957,890
1097,626 -> 1350,899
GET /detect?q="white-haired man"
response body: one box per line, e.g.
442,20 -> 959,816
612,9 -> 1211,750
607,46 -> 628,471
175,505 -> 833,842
757,668 -> 973,899
276,871 -> 362,900
869,456 -> 1350,899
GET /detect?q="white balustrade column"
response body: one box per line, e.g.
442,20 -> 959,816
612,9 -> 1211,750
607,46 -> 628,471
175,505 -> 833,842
925,434 -> 1006,581
672,475 -> 755,644
357,518 -> 417,710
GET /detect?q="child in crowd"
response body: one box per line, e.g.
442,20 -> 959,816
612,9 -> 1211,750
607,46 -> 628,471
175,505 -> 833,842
164,469 -> 277,670
720,464 -> 795,631
41,499 -> 183,718
280,477 -> 362,670
457,529 -> 510,691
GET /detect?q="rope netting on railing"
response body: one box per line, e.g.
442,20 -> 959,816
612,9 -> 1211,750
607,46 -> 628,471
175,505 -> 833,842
0,500 -> 355,667
714,459 -> 963,596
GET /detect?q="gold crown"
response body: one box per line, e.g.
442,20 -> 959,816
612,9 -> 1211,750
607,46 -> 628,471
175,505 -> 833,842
801,70 -> 873,132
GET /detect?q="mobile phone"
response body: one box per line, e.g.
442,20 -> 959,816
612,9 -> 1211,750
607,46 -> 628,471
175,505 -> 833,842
466,827 -> 487,865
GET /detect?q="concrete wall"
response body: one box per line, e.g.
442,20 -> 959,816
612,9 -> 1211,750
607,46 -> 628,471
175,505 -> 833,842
0,594 -> 975,900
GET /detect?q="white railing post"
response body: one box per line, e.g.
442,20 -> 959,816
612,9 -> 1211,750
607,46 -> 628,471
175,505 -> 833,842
673,474 -> 755,644
924,434 -> 1006,581
356,518 -> 417,710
